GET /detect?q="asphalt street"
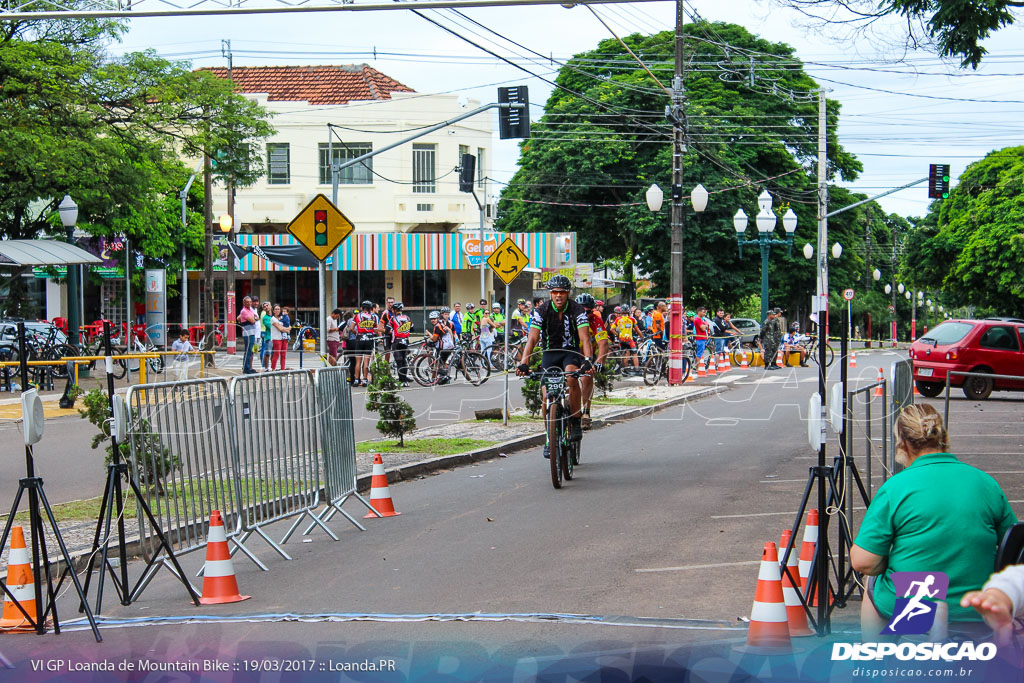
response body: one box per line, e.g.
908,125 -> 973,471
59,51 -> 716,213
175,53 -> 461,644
3,349 -> 1022,681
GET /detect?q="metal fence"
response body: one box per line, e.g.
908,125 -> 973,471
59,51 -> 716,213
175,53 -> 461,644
125,378 -> 263,575
230,370 -> 336,561
944,370 -> 1024,426
844,380 -> 888,503
307,366 -> 377,533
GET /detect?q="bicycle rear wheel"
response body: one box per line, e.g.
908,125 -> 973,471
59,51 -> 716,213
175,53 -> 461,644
411,354 -> 440,387
548,402 -> 562,489
462,351 -> 490,386
643,355 -> 663,386
824,343 -> 835,367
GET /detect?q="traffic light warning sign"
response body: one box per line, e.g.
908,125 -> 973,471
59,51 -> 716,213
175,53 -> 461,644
287,194 -> 354,262
487,238 -> 530,286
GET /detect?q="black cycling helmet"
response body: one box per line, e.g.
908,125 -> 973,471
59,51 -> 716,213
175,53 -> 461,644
575,293 -> 596,310
360,300 -> 373,310
545,275 -> 572,291
614,305 -> 623,314
392,301 -> 404,311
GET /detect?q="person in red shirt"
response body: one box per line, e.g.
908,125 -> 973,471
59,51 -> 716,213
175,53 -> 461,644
693,306 -> 710,370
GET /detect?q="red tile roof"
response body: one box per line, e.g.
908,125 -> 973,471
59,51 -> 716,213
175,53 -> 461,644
202,65 -> 415,105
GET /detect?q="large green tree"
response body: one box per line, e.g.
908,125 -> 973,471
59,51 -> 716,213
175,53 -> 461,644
0,12 -> 272,310
497,23 -> 868,318
901,146 -> 1024,316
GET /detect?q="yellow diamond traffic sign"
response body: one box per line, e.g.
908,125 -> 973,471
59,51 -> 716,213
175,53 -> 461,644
287,193 -> 354,262
487,238 -> 530,286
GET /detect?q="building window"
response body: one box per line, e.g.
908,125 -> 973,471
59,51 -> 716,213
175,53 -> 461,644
459,144 -> 470,160
416,204 -> 433,212
266,143 -> 290,185
402,270 -> 448,308
413,143 -> 436,194
319,143 -> 373,185
476,147 -> 485,187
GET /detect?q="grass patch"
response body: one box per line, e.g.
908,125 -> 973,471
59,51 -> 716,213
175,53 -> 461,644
592,397 -> 661,407
357,437 -> 497,456
474,415 -> 540,423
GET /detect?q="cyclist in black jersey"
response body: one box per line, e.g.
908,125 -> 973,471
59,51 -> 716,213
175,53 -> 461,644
516,275 -> 594,448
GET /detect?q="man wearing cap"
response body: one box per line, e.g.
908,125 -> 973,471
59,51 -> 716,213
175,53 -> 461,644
761,308 -> 784,371
463,302 -> 480,339
510,299 -> 529,340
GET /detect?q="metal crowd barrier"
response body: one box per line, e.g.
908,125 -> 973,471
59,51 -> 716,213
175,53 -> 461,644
305,366 -> 377,534
845,380 -> 889,499
944,370 -> 1024,427
230,370 -> 336,562
125,378 -> 265,577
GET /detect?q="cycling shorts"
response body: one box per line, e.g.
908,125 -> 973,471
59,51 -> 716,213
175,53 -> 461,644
594,329 -> 609,343
541,349 -> 584,371
618,339 -> 636,350
353,338 -> 374,354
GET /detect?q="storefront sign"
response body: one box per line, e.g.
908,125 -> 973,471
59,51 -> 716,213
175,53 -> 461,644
145,269 -> 167,347
541,263 -> 593,288
463,237 -> 498,267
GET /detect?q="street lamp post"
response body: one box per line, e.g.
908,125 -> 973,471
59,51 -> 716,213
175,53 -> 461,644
58,195 -> 79,345
734,190 -> 798,324
647,182 -> 706,385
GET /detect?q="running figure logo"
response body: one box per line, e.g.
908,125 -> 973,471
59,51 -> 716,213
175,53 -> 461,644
883,571 -> 949,635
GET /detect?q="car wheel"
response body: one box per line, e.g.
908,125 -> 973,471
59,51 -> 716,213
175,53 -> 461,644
962,374 -> 993,400
915,381 -> 943,398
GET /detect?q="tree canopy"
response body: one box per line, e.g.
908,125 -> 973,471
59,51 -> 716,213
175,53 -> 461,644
900,146 -> 1024,316
496,22 -> 883,319
0,12 -> 273,309
773,0 -> 1020,68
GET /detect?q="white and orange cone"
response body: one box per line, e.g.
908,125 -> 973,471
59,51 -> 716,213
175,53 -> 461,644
873,367 -> 885,397
740,350 -> 749,369
735,542 -> 792,654
721,353 -> 731,372
0,526 -> 38,632
798,510 -> 819,596
850,352 -> 857,368
364,453 -> 401,518
696,358 -> 706,378
779,530 -> 814,637
708,355 -> 717,376
777,348 -> 785,366
199,510 -> 250,605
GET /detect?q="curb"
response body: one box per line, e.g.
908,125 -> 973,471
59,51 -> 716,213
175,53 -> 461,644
359,384 -> 726,490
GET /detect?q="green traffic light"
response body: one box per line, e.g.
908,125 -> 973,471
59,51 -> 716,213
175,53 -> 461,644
942,192 -> 949,198
942,175 -> 949,182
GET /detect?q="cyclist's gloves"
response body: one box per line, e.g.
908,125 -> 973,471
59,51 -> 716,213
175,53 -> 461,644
579,358 -> 594,372
516,363 -> 530,375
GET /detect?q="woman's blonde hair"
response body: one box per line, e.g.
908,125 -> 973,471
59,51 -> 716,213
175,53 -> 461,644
895,404 -> 949,457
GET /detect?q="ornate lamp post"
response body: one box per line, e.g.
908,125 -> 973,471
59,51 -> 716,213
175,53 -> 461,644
735,189 -> 798,324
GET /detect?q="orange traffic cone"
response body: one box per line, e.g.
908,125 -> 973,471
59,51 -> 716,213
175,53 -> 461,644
721,353 -> 731,372
736,542 -> 792,654
913,382 -> 921,396
777,348 -> 784,366
850,351 -> 857,368
0,526 -> 38,632
696,357 -> 706,378
685,360 -> 696,382
364,453 -> 401,518
707,355 -> 717,376
740,351 -> 749,369
779,529 -> 814,637
798,510 -> 818,596
199,511 -> 250,605
873,367 -> 885,397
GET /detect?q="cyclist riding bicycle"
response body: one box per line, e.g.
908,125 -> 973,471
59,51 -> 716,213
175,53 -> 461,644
516,275 -> 595,456
575,293 -> 610,430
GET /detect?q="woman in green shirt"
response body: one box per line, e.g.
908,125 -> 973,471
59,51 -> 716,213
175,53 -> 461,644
852,404 -> 1017,638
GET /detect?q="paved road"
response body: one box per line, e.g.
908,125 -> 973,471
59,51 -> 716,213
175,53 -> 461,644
4,350 -> 1023,680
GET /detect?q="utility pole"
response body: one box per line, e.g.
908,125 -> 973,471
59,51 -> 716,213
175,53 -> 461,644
891,223 -> 898,346
666,0 -> 686,385
223,39 -> 237,355
203,152 -> 214,351
814,87 -> 830,635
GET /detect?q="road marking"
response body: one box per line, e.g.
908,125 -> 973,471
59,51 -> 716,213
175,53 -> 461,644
711,508 -> 866,519
635,560 -> 762,573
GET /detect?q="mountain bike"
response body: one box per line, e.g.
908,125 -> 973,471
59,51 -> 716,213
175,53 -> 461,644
800,335 -> 834,368
530,368 -> 585,489
643,341 -> 694,385
411,341 -> 489,387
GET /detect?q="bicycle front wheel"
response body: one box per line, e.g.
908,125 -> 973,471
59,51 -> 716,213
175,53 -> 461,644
112,358 -> 128,380
824,343 -> 835,367
411,354 -> 440,387
462,352 -> 490,386
643,355 -> 663,386
548,401 -> 563,489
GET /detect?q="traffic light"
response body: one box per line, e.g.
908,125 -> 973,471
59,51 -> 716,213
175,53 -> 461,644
928,164 -> 950,199
314,209 -> 327,246
498,86 -> 530,140
459,153 -> 476,193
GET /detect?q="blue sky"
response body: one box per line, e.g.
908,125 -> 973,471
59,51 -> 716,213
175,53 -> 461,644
112,1 -> 1024,219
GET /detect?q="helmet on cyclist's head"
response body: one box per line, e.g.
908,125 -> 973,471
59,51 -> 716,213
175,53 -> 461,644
643,304 -> 654,312
392,301 -> 404,311
429,311 -> 440,320
440,306 -> 450,314
545,275 -> 572,291
685,310 -> 695,318
360,300 -> 373,310
466,302 -> 475,310
492,303 -> 501,310
575,293 -> 596,310
614,305 -> 623,314
792,321 -> 800,329
595,299 -> 604,307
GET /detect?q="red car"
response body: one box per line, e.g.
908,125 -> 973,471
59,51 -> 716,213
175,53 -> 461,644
909,318 -> 1024,399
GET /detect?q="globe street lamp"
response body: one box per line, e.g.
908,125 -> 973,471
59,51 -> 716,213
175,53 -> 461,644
58,195 -> 80,345
648,182 -> 707,385
735,190 -> 797,324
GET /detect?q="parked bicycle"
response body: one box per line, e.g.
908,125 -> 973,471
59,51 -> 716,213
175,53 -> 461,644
799,334 -> 834,367
411,340 -> 489,387
643,340 -> 694,385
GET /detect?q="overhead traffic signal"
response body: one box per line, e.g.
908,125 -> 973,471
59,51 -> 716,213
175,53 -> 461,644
459,154 -> 476,193
498,86 -> 530,140
928,164 -> 950,199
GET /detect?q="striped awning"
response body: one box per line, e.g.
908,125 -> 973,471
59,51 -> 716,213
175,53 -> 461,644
233,231 -> 566,272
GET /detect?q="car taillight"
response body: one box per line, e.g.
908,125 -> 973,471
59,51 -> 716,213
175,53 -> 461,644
946,347 -> 959,361
909,348 -> 915,359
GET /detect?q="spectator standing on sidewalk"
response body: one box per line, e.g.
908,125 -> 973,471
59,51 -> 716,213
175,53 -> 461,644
693,306 -> 710,368
270,304 -> 291,370
712,308 -> 728,363
259,301 -> 273,371
651,301 -> 667,350
451,302 -> 464,338
238,296 -> 258,375
342,311 -> 358,383
326,308 -> 341,366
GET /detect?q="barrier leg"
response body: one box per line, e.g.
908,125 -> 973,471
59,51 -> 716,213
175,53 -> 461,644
303,496 -> 367,535
281,510 -> 338,544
